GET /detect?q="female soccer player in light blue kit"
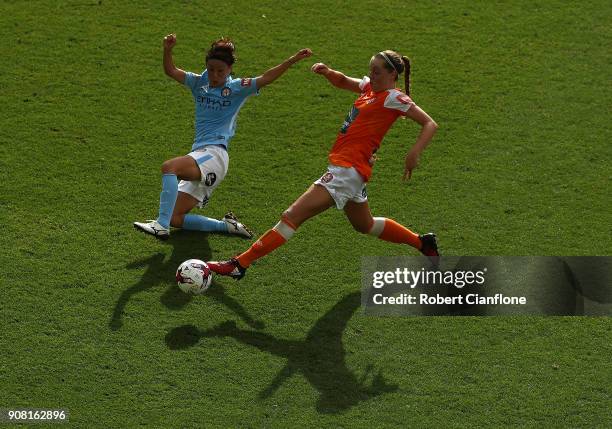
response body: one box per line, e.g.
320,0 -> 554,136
134,34 -> 312,240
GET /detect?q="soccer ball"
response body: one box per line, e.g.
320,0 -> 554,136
176,259 -> 213,295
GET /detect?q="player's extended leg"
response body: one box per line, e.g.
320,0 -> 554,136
343,200 -> 439,256
170,192 -> 253,238
134,156 -> 201,240
208,184 -> 334,279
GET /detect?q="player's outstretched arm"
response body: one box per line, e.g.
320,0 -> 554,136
311,63 -> 361,93
403,105 -> 438,180
256,48 -> 312,89
163,33 -> 187,84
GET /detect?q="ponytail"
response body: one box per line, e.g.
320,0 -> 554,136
401,56 -> 411,96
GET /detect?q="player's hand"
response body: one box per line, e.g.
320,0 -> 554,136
403,149 -> 420,180
311,62 -> 330,75
291,48 -> 313,63
163,33 -> 177,49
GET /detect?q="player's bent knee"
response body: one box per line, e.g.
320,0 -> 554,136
161,160 -> 178,174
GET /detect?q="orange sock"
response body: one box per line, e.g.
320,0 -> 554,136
378,218 -> 421,249
236,221 -> 295,268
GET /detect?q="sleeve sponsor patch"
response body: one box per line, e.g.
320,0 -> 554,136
396,94 -> 411,105
384,90 -> 414,114
241,78 -> 252,87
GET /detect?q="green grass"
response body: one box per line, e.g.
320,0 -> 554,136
1,0 -> 610,427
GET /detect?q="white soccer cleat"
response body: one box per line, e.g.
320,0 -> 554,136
223,212 -> 253,239
133,220 -> 170,240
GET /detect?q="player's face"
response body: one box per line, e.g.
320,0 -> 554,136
369,57 -> 396,92
206,59 -> 232,87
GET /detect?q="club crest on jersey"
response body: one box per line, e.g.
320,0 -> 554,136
240,78 -> 252,87
321,172 -> 333,183
205,172 -> 217,186
221,87 -> 232,97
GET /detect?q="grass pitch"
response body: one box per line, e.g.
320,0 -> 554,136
1,0 -> 610,427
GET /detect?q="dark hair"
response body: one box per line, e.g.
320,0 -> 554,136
376,50 -> 411,96
206,37 -> 236,66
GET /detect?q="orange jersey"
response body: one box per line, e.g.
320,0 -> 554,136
328,76 -> 414,181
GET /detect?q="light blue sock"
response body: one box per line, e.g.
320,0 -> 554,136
182,214 -> 229,233
156,174 -> 178,229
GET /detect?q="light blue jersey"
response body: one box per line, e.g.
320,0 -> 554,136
183,70 -> 258,150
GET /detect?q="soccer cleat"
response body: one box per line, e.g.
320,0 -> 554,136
223,211 -> 254,239
207,258 -> 247,280
419,233 -> 439,257
133,220 -> 170,240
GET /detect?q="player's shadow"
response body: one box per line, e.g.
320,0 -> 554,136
110,229 -> 263,331
165,291 -> 398,414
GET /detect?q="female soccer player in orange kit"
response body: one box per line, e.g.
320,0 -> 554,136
207,50 -> 439,279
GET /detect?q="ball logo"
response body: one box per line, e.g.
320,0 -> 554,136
221,87 -> 232,97
176,269 -> 187,284
205,172 -> 217,186
321,172 -> 333,183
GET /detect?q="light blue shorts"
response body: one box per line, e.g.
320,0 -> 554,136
178,145 -> 229,208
